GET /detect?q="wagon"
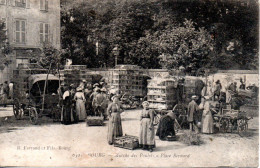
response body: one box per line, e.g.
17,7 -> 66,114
13,74 -> 62,124
213,107 -> 251,137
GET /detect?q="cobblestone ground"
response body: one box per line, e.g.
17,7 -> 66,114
0,106 -> 258,167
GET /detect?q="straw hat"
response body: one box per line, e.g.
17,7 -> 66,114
101,87 -> 107,92
76,87 -> 83,92
93,83 -> 99,87
142,101 -> 149,107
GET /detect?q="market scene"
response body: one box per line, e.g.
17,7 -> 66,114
0,0 -> 259,167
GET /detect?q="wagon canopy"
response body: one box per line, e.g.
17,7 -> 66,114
28,74 -> 60,97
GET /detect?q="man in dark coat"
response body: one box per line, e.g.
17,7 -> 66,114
156,111 -> 176,140
187,95 -> 199,133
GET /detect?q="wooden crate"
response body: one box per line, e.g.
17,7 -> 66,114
114,135 -> 139,150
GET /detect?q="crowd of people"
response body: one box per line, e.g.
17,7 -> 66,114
60,80 -> 110,125
58,77 -> 258,152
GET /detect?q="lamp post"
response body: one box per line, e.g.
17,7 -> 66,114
112,45 -> 119,66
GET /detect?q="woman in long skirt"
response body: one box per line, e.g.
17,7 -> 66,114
139,101 -> 155,152
62,86 -> 73,125
202,96 -> 214,134
74,87 -> 86,121
107,96 -> 123,145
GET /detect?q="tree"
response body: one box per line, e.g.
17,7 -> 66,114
0,20 -> 12,70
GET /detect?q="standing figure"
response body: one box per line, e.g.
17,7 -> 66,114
0,83 -> 3,103
213,80 -> 222,101
139,101 -> 155,152
92,88 -> 106,116
202,96 -> 214,134
187,95 -> 199,133
74,87 -> 86,121
239,78 -> 245,90
100,87 -> 108,119
84,83 -> 93,116
2,81 -> 9,107
8,82 -> 14,99
62,86 -> 73,125
107,96 -> 124,145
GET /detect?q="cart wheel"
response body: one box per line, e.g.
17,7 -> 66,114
13,99 -> 23,120
219,118 -> 229,133
29,107 -> 38,125
238,118 -> 248,137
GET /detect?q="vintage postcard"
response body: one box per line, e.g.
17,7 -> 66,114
0,0 -> 258,167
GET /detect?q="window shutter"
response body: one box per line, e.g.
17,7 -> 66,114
40,0 -> 43,10
13,19 -> 16,42
21,20 -> 25,43
40,23 -> 43,44
45,0 -> 48,11
26,0 -> 30,8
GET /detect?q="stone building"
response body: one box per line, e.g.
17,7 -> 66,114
0,0 -> 60,82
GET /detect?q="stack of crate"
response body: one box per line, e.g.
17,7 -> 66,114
61,69 -> 81,87
109,65 -> 144,97
183,76 -> 200,104
147,77 -> 178,110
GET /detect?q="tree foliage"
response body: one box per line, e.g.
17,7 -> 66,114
60,0 -> 258,73
0,20 -> 12,70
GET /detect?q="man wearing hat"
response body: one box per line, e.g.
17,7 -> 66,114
92,88 -> 106,116
187,95 -> 199,133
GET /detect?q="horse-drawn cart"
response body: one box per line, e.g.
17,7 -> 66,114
13,73 -> 62,124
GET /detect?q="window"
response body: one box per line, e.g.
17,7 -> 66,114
39,23 -> 49,44
0,0 -> 6,5
40,0 -> 48,11
15,20 -> 26,43
15,0 -> 26,8
16,58 -> 29,68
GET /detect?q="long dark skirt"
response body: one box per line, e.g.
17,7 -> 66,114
156,115 -> 175,140
63,105 -> 72,125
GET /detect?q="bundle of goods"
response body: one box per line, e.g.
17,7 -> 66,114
86,116 -> 104,126
147,77 -> 178,110
114,135 -> 139,150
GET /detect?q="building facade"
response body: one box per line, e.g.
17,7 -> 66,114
0,0 -> 60,82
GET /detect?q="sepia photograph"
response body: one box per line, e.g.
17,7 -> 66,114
0,0 -> 259,167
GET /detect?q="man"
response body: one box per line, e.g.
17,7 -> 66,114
92,88 -> 106,116
8,82 -> 14,99
187,95 -> 199,133
213,80 -> 222,101
239,78 -> 245,90
3,81 -> 9,107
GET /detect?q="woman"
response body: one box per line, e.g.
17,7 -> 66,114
107,96 -> 123,145
156,111 -> 176,141
62,86 -> 73,125
202,96 -> 214,134
74,87 -> 86,121
139,101 -> 155,152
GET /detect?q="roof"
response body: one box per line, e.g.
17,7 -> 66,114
28,74 -> 59,84
217,70 -> 258,74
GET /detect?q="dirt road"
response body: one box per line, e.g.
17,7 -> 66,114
0,106 -> 258,167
